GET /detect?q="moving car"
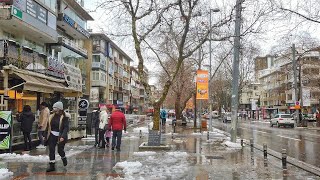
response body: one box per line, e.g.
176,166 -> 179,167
270,114 -> 294,128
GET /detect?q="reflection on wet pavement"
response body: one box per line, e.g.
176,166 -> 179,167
1,119 -> 319,179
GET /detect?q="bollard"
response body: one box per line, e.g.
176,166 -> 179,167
250,138 -> 253,148
171,132 -> 174,139
173,123 -> 176,133
207,131 -> 209,141
282,149 -> 287,170
139,130 -> 142,138
263,144 -> 267,160
240,139 -> 243,147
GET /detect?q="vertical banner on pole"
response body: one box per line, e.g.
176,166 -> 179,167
196,70 -> 209,100
0,111 -> 12,151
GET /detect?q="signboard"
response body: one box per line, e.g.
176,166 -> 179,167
302,88 -> 311,107
78,116 -> 87,125
13,0 -> 26,12
90,88 -> 99,103
64,63 -> 82,92
47,56 -> 64,78
196,70 -> 209,100
148,130 -> 161,146
11,6 -> 23,19
0,111 -> 12,150
78,99 -> 89,110
62,14 -> 90,38
26,0 -> 37,18
251,99 -> 257,111
37,4 -> 47,24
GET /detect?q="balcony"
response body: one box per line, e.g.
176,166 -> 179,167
58,37 -> 88,58
92,62 -> 106,71
57,13 -> 90,39
0,6 -> 57,43
91,80 -> 107,87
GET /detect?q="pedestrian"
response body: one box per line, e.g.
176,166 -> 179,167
92,109 -> 100,147
108,107 -> 126,151
160,109 -> 167,126
105,129 -> 112,147
45,101 -> 69,172
36,102 -> 50,149
17,105 -> 35,151
98,106 -> 108,148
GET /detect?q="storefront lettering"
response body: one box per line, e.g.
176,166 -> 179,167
0,124 -> 9,129
63,14 -> 90,38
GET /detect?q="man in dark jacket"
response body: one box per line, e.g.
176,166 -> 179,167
108,107 -> 126,151
17,105 -> 35,151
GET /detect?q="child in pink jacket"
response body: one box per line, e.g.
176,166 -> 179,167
105,129 -> 112,147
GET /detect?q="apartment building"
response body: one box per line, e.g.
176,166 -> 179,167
90,33 -> 132,112
255,50 -> 320,114
0,0 -> 92,145
130,66 -> 140,113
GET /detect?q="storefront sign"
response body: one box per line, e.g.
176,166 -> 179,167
90,88 -> 99,103
78,116 -> 86,125
47,56 -> 64,78
11,5 -> 23,19
62,14 -> 90,38
13,0 -> 26,12
64,63 -> 82,92
0,111 -> 12,150
26,0 -> 47,24
196,70 -> 209,100
79,99 -> 89,110
302,88 -> 311,107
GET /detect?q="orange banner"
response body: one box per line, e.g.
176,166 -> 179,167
196,70 -> 209,99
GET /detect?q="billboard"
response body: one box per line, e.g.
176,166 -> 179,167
0,111 -> 12,150
196,70 -> 208,100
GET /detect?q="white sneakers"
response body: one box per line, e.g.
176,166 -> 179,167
36,145 -> 46,149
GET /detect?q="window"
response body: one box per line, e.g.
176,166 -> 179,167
109,93 -> 113,100
93,55 -> 100,62
92,71 -> 99,81
101,72 -> 106,82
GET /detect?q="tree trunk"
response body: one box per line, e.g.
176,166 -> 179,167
175,93 -> 182,120
153,103 -> 161,130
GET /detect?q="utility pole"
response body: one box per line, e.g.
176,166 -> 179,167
208,9 -> 213,132
292,44 -> 299,125
230,0 -> 242,143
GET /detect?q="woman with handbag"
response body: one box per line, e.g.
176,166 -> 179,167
45,101 -> 69,172
98,106 -> 108,148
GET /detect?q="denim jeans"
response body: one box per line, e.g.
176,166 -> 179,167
38,131 -> 44,145
112,130 -> 122,149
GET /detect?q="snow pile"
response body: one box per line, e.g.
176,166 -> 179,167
0,145 -> 91,162
224,140 -> 242,149
81,137 -> 95,141
133,151 -> 156,156
0,153 -> 48,162
0,168 -> 13,180
133,127 -> 149,134
191,132 -> 202,136
113,151 -> 191,179
123,135 -> 139,139
114,161 -> 143,175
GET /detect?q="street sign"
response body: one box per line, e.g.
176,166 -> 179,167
78,99 -> 89,110
295,101 -> 300,109
11,6 -> 22,20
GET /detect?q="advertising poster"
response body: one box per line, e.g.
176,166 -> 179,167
0,111 -> 12,150
196,70 -> 209,100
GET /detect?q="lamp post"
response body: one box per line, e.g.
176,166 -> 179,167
208,8 -> 220,132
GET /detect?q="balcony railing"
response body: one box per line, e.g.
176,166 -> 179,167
92,62 -> 106,71
59,37 -> 88,57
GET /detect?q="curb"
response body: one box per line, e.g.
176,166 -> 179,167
244,141 -> 320,176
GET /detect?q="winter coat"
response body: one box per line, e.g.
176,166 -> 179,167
17,111 -> 35,133
160,110 -> 167,119
99,110 -> 108,130
108,111 -> 126,131
45,113 -> 69,142
105,130 -> 112,138
93,110 -> 100,129
38,107 -> 50,131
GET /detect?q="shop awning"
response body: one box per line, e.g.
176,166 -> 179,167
14,72 -> 68,93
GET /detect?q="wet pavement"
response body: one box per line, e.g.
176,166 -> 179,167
0,118 -> 319,179
212,118 -> 320,169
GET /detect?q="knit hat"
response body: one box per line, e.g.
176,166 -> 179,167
53,101 -> 63,111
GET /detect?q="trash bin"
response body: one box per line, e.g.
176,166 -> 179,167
201,119 -> 207,129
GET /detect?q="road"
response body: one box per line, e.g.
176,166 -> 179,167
212,118 -> 320,168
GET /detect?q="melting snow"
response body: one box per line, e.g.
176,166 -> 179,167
0,168 -> 13,180
133,127 -> 149,134
224,140 -> 242,149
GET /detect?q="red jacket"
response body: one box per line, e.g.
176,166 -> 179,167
108,111 -> 127,131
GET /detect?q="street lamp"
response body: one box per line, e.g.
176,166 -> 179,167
208,8 -> 220,131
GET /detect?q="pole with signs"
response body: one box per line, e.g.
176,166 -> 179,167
78,99 -> 89,128
196,70 -> 209,131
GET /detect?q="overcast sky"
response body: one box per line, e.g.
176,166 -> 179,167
84,0 -> 320,84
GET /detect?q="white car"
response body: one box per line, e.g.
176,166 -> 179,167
270,114 -> 295,128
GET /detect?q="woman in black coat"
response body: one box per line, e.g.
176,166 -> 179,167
17,105 -> 35,151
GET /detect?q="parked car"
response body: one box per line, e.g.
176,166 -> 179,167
270,114 -> 294,128
223,112 -> 232,123
211,111 -> 219,118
